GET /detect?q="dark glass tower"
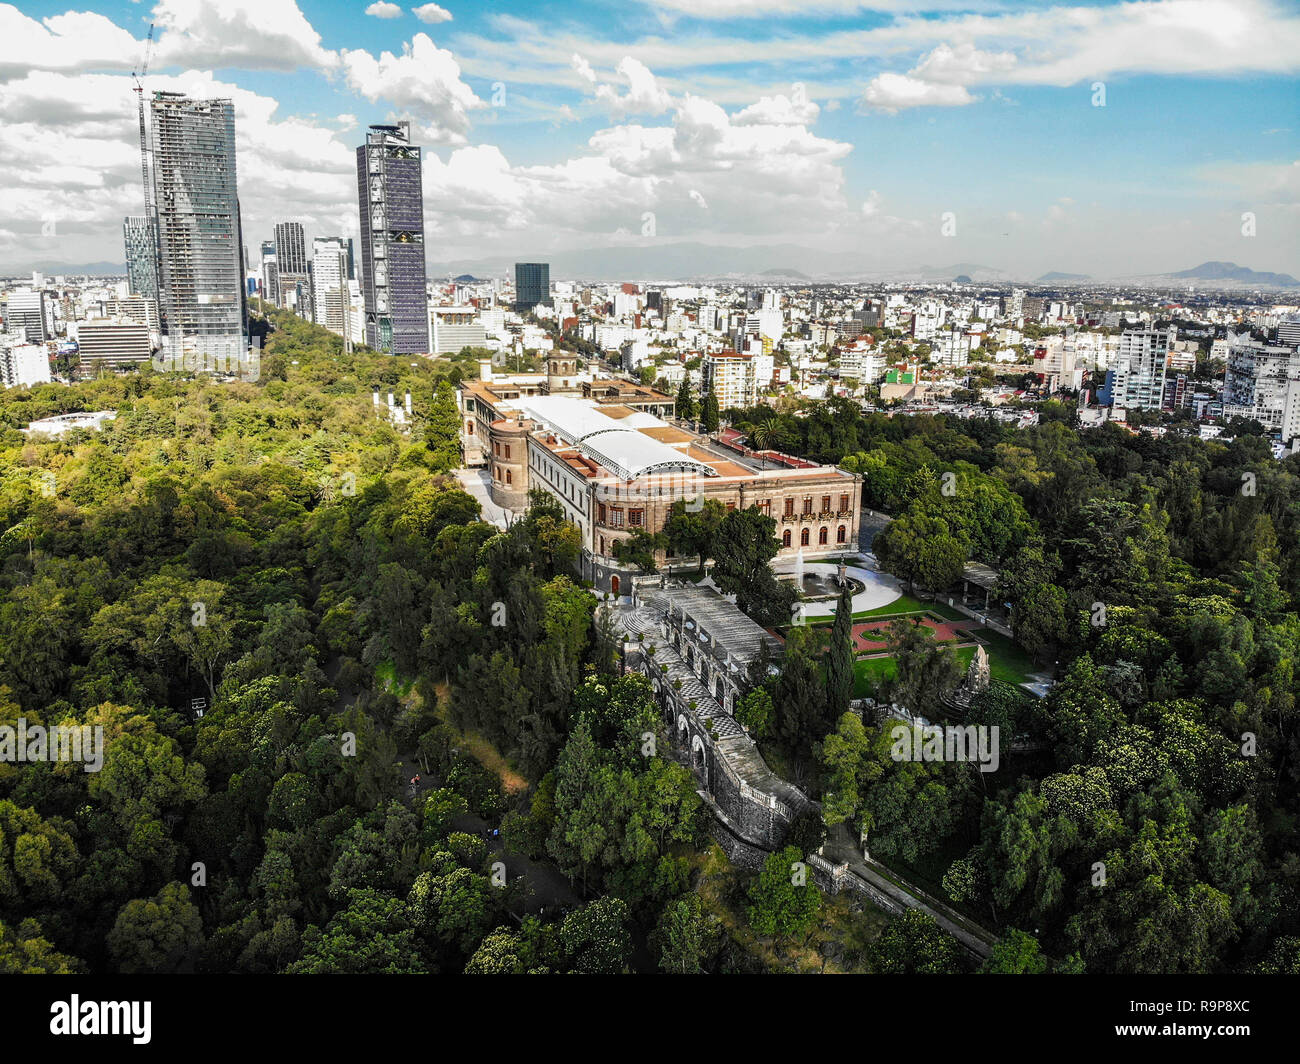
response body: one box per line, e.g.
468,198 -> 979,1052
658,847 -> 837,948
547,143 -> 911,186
356,122 -> 429,354
514,262 -> 550,309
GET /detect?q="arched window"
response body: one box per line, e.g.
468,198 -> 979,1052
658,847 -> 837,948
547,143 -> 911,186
782,529 -> 792,547
818,526 -> 828,545
611,575 -> 620,596
837,524 -> 847,543
800,527 -> 810,546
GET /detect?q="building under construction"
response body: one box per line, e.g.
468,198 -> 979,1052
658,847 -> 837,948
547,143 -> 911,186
147,91 -> 248,369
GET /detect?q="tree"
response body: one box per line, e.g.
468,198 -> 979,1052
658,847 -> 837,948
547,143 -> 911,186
662,498 -> 725,571
826,581 -> 855,721
874,511 -> 968,594
676,378 -> 697,421
746,845 -> 821,940
735,686 -> 775,739
560,896 -> 632,974
700,387 -> 720,433
871,909 -> 962,974
980,928 -> 1047,973
0,919 -> 83,973
885,617 -> 962,713
711,506 -> 790,622
107,882 -> 205,974
612,527 -> 667,572
654,893 -> 714,974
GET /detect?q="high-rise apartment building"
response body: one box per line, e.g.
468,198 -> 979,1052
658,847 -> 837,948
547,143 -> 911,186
703,352 -> 757,409
4,288 -> 47,343
356,122 -> 429,354
0,342 -> 52,388
122,216 -> 159,303
514,263 -> 550,309
148,91 -> 248,368
311,236 -> 350,338
1102,325 -> 1174,411
1278,316 -> 1300,349
259,241 -> 278,305
1222,335 -> 1300,440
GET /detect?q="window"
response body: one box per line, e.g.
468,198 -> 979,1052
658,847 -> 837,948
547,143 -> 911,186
629,508 -> 644,527
610,507 -> 624,528
818,526 -> 828,545
506,470 -> 513,485
800,528 -> 810,546
598,502 -> 607,523
466,421 -> 474,435
504,444 -> 511,460
758,500 -> 771,515
803,497 -> 813,515
784,498 -> 794,517
600,536 -> 605,554
840,493 -> 850,512
837,525 -> 847,543
782,530 -> 792,547
821,495 -> 831,513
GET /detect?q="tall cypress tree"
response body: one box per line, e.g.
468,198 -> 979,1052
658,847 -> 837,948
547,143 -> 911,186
826,581 -> 855,722
676,378 -> 697,421
701,388 -> 720,433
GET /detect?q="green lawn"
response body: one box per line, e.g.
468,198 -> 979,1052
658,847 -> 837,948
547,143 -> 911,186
852,630 -> 1038,699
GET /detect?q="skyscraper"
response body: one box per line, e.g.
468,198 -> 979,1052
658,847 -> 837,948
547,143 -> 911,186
148,91 -> 248,368
274,221 -> 310,315
356,122 -> 429,354
514,262 -> 550,309
122,216 -> 158,303
259,240 -> 278,305
311,236 -> 349,338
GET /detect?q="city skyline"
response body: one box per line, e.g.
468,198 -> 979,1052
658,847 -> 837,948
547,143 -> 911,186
2,0 -> 1297,280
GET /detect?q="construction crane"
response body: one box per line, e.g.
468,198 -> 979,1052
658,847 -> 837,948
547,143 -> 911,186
131,23 -> 156,215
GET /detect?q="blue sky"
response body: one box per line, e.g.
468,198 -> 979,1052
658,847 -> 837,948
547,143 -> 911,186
2,0 -> 1297,278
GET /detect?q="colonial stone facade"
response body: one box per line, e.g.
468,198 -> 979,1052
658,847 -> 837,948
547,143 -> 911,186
614,580 -> 818,850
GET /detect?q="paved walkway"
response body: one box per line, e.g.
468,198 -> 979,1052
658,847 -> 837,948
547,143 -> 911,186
773,557 -> 904,618
455,467 -> 510,528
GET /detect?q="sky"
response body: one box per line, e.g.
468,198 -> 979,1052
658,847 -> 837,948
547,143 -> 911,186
1,0 -> 1297,279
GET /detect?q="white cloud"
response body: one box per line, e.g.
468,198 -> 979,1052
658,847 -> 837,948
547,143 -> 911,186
734,90 -> 820,126
861,73 -> 974,113
365,2 -> 403,18
0,68 -> 359,266
593,56 -> 673,116
341,33 -> 485,145
413,3 -> 453,23
0,5 -> 141,79
572,53 -> 597,84
421,80 -> 857,256
153,0 -> 338,72
860,190 -> 882,216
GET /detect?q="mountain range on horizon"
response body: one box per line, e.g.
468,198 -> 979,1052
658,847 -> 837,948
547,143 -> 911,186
5,251 -> 1297,289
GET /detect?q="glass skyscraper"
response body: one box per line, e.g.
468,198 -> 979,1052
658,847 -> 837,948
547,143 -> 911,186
514,262 -> 550,309
148,91 -> 248,369
356,122 -> 429,354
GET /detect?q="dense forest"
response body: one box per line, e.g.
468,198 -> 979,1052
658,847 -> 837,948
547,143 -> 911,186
721,396 -> 1300,974
0,312 -> 912,974
2,309 -> 1297,974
